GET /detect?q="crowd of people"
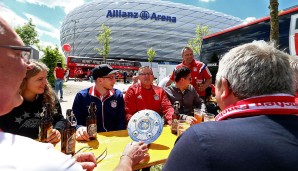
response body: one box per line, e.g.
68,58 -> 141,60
1,14 -> 298,171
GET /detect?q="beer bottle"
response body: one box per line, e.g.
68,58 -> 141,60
171,101 -> 180,134
86,102 -> 97,140
61,109 -> 76,155
39,103 -> 53,142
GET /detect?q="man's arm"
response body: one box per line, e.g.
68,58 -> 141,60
124,86 -> 137,123
160,90 -> 174,124
193,88 -> 206,112
165,79 -> 173,87
72,93 -> 86,127
116,92 -> 126,130
114,142 -> 149,171
200,66 -> 213,91
73,152 -> 97,170
165,71 -> 175,87
72,93 -> 90,141
202,78 -> 212,92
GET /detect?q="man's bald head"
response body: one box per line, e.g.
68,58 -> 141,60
0,17 -> 28,115
0,17 -> 24,46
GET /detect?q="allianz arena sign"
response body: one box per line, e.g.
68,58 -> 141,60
106,10 -> 177,23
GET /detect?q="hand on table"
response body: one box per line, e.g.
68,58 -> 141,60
73,152 -> 97,171
76,126 -> 90,141
186,116 -> 196,124
121,141 -> 149,166
47,128 -> 61,143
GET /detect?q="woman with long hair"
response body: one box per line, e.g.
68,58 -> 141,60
0,60 -> 65,144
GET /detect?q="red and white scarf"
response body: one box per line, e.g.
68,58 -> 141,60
215,94 -> 298,121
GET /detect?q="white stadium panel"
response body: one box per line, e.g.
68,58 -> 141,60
60,0 -> 242,62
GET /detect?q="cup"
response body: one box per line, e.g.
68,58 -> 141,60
203,113 -> 215,122
177,120 -> 190,136
193,108 -> 203,124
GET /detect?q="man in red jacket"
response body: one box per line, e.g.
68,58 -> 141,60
166,47 -> 212,97
124,66 -> 174,124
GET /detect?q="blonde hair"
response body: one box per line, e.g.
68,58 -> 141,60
20,60 -> 56,112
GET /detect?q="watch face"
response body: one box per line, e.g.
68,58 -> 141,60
127,109 -> 163,144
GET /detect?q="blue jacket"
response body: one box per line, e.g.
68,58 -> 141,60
72,87 -> 126,132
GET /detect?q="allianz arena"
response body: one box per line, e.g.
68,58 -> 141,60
60,0 -> 242,63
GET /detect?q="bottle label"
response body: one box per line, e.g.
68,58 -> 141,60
88,124 -> 97,137
66,134 -> 75,154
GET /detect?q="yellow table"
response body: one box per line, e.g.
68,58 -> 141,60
55,125 -> 177,170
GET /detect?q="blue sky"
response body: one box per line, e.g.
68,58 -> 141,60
0,0 -> 297,49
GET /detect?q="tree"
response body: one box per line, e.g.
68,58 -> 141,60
95,24 -> 112,64
147,47 -> 156,68
187,24 -> 209,61
270,0 -> 279,47
15,18 -> 39,46
40,46 -> 65,86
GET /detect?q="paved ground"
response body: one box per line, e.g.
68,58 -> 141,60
60,79 -> 132,116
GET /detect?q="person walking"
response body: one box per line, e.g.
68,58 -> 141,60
54,62 -> 65,100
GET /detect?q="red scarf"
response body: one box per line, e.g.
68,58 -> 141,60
215,94 -> 298,121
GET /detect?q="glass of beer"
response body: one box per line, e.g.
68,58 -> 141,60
193,108 -> 203,124
177,120 -> 190,136
203,113 -> 215,122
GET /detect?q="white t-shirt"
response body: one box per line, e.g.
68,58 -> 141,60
158,76 -> 170,88
0,132 -> 83,171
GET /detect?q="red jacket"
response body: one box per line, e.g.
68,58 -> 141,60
124,83 -> 173,124
170,60 -> 212,97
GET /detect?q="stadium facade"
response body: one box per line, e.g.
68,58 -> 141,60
60,0 -> 242,63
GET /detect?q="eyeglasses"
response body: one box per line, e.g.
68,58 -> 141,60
0,45 -> 32,62
101,76 -> 116,80
139,73 -> 153,76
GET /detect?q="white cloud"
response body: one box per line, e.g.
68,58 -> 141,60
39,41 -> 56,48
242,17 -> 257,24
0,4 -> 60,45
16,0 -> 85,14
199,0 -> 216,2
23,13 -> 60,40
0,3 -> 27,27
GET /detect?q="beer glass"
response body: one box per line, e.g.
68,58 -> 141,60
193,108 -> 203,124
203,113 -> 215,122
177,120 -> 190,136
